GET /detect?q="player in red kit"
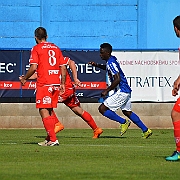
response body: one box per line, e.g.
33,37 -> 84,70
38,57 -> 103,145
19,27 -> 66,146
166,16 -> 180,161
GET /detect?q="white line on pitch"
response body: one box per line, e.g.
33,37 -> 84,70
60,144 -> 173,148
1,142 -> 17,144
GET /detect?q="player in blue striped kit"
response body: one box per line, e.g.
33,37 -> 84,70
89,43 -> 152,138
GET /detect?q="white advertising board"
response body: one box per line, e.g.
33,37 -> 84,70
112,51 -> 179,102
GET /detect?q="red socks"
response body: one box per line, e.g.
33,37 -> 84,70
42,116 -> 57,142
173,120 -> 180,152
81,111 -> 97,130
43,111 -> 96,141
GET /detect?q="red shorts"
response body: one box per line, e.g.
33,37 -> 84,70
36,86 -> 60,109
173,97 -> 180,113
59,87 -> 80,108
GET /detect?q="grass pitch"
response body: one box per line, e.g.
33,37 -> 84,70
0,129 -> 179,180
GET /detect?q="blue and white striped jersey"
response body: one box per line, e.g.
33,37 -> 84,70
106,55 -> 132,94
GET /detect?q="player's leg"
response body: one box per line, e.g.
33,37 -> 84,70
51,88 -> 74,137
50,86 -> 64,133
166,98 -> 180,161
99,92 -> 131,136
39,108 -> 57,142
65,93 -> 103,138
121,96 -> 152,138
52,110 -> 64,133
71,106 -> 103,138
123,109 -> 152,138
53,87 -> 75,133
71,105 -> 97,130
99,92 -> 127,124
99,103 -> 126,124
37,86 -> 59,146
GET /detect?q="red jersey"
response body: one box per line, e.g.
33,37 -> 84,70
29,42 -> 64,87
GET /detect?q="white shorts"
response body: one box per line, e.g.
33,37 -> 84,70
103,91 -> 131,112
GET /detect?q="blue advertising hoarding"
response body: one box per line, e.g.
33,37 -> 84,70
0,49 -> 106,99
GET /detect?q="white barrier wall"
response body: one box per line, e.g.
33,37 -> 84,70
0,103 -> 174,129
112,51 -> 179,102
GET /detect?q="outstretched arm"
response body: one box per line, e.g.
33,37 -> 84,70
19,64 -> 37,86
68,59 -> 82,87
59,65 -> 67,94
88,61 -> 106,70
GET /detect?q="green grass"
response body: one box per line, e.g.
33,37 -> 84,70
0,129 -> 179,180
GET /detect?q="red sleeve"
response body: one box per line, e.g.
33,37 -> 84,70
63,57 -> 70,65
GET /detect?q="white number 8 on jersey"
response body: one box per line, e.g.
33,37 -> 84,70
48,50 -> 56,66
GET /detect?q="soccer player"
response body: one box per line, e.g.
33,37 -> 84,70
38,56 -> 103,146
166,15 -> 180,161
89,43 -> 152,138
19,27 -> 66,146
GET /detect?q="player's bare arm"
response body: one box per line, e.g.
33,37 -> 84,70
19,64 -> 37,86
101,73 -> 120,97
60,65 -> 67,94
88,61 -> 106,70
29,72 -> 37,80
68,59 -> 82,87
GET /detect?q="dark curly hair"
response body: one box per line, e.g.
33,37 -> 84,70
34,27 -> 47,40
100,43 -> 112,53
173,16 -> 180,30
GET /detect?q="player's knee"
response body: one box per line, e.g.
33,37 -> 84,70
98,106 -> 102,114
122,110 -> 132,118
98,104 -> 108,115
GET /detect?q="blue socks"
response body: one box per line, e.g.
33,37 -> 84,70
103,110 -> 126,124
103,110 -> 148,132
129,112 -> 148,132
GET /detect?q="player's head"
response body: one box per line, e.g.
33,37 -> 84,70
100,43 -> 112,60
173,16 -> 180,38
34,27 -> 47,44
